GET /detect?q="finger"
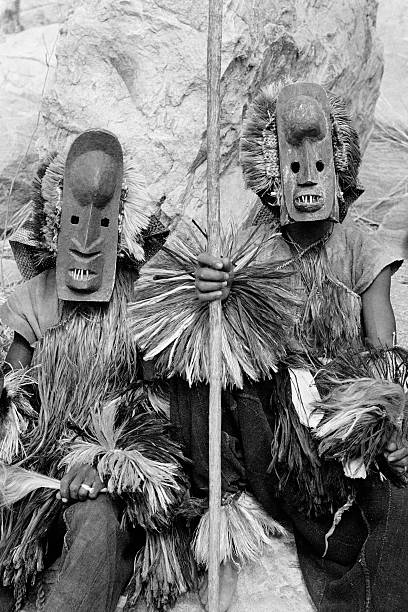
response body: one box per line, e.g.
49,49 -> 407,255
196,268 -> 229,282
197,253 -> 224,270
196,280 -> 228,293
88,473 -> 104,500
197,291 -> 223,303
60,472 -> 73,503
69,467 -> 90,501
77,467 -> 97,501
388,449 -> 408,463
385,441 -> 398,453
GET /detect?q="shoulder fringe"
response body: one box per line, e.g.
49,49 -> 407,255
128,527 -> 198,612
59,398 -> 186,527
314,377 -> 406,474
192,492 -> 287,568
128,223 -> 298,388
0,369 -> 37,464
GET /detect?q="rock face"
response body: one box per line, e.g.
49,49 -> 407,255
0,22 -> 59,228
39,0 -> 383,226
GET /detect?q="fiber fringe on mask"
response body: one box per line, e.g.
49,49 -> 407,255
30,150 -> 157,266
192,492 -> 287,568
240,81 -> 363,220
60,396 -> 187,530
128,526 -> 198,612
0,369 -> 37,464
313,347 -> 408,484
128,223 -> 298,388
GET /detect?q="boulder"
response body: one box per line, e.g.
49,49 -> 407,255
19,0 -> 71,29
40,0 -> 383,227
0,23 -> 59,226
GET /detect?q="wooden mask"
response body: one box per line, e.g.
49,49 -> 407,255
56,130 -> 123,302
276,83 -> 338,226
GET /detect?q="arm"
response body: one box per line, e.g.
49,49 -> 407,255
5,332 -> 34,369
361,266 -> 395,348
361,266 -> 408,471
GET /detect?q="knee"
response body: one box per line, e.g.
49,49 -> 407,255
64,494 -> 120,541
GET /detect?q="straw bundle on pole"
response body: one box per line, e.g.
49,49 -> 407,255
207,0 -> 223,609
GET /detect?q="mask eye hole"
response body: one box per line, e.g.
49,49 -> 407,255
316,160 -> 325,172
101,218 -> 110,227
291,161 -> 300,173
71,215 -> 79,225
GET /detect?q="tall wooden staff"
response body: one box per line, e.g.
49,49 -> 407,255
207,0 -> 223,610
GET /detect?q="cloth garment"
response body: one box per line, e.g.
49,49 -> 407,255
244,220 -> 402,357
0,269 -> 60,346
43,496 -> 139,612
251,220 -> 401,297
0,496 -> 140,612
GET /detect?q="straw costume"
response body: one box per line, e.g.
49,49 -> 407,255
235,82 -> 408,611
0,130 -> 191,612
130,82 -> 408,611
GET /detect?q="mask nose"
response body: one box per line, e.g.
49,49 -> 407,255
70,206 -> 104,253
297,140 -> 318,186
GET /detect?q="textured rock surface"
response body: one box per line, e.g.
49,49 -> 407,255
19,0 -> 71,28
39,0 -> 383,227
0,22 -> 59,227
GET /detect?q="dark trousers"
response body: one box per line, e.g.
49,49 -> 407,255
0,495 -> 138,612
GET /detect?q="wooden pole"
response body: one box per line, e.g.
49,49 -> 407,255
207,0 -> 223,611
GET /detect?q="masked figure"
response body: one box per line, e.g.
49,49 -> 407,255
187,81 -> 408,612
0,130 -> 192,612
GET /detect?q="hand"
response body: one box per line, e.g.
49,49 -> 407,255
383,432 -> 408,473
58,464 -> 104,503
195,253 -> 234,303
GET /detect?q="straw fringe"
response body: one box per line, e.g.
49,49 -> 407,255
0,369 -> 37,464
294,244 -> 361,359
314,378 -> 406,473
128,224 -> 298,388
192,492 -> 287,568
129,527 -> 198,612
60,397 -> 186,529
0,465 -> 59,507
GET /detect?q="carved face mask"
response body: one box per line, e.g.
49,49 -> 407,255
275,83 -> 338,225
56,130 -> 123,302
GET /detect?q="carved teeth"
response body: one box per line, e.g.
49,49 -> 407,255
295,195 -> 321,204
70,269 -> 91,281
